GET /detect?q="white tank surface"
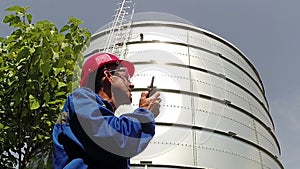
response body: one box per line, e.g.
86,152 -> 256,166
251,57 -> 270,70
84,12 -> 283,169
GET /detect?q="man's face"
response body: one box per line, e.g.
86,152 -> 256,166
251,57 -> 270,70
109,66 -> 134,105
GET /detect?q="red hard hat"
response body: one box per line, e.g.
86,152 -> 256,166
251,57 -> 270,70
80,52 -> 135,87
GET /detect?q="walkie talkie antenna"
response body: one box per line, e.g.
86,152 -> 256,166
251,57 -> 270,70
147,76 -> 155,98
149,76 -> 154,89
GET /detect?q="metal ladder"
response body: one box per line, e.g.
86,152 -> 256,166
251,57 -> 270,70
104,0 -> 135,58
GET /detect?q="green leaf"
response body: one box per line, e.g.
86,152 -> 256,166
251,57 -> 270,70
26,13 -> 32,24
50,78 -> 58,88
17,47 -> 30,62
41,62 -> 50,76
57,56 -> 65,68
53,51 -> 60,59
56,91 -> 65,97
56,34 -> 65,46
29,94 -> 40,110
68,16 -> 82,25
67,81 -> 74,91
60,25 -> 69,33
46,121 -> 52,127
5,6 -> 22,12
38,134 -> 43,140
2,14 -> 14,23
53,67 -> 64,76
43,92 -> 50,103
58,82 -> 66,88
6,34 -> 18,43
3,14 -> 21,26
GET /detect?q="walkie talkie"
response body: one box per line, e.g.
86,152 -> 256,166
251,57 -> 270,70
147,76 -> 156,98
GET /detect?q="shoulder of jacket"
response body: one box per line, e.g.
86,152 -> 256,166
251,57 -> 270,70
72,87 -> 94,95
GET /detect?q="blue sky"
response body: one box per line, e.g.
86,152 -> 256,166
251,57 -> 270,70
1,0 -> 299,168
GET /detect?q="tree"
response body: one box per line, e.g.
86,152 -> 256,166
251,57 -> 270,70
0,6 -> 91,168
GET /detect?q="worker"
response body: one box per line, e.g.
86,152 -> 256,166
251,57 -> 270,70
52,52 -> 161,169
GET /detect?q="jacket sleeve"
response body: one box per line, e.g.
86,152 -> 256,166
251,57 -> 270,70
67,88 -> 155,158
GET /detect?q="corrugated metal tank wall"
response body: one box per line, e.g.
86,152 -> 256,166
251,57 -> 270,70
84,18 -> 283,169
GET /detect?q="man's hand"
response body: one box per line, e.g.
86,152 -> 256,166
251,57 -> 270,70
139,91 -> 161,118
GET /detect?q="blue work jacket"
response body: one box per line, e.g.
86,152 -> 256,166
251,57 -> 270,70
52,88 -> 155,169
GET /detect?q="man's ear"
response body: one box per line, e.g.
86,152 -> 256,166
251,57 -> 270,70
103,70 -> 113,83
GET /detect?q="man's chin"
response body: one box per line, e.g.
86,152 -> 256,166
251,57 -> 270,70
115,95 -> 132,106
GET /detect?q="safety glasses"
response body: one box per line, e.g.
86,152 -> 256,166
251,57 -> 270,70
109,67 -> 131,82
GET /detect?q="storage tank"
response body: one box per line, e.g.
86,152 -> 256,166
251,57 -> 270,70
84,12 -> 283,169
